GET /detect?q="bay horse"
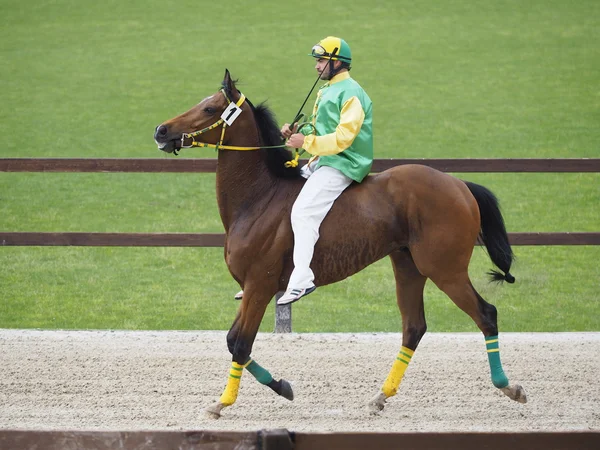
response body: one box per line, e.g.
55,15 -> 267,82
154,69 -> 527,418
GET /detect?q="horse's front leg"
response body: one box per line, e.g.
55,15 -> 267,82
205,286 -> 293,419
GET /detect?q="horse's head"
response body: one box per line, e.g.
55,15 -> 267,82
154,70 -> 301,178
154,69 -> 252,154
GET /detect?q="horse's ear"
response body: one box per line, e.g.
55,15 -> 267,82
223,69 -> 235,91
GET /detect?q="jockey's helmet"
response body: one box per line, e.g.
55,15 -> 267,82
310,36 -> 352,64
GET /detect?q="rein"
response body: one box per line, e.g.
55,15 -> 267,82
178,89 -> 289,155
176,88 -> 311,168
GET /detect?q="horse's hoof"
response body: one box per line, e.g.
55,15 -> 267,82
279,379 -> 294,401
501,384 -> 527,404
205,402 -> 225,419
367,392 -> 387,414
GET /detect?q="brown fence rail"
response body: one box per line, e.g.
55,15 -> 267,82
1,157 -> 600,173
0,429 -> 598,450
1,158 -> 598,247
1,231 -> 599,247
0,232 -> 226,247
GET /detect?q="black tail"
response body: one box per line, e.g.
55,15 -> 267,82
464,181 -> 516,284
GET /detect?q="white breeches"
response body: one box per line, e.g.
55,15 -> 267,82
288,164 -> 353,289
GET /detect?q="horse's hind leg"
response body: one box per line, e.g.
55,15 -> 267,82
432,273 -> 527,403
369,249 -> 427,413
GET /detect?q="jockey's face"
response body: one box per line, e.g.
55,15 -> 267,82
315,58 -> 342,80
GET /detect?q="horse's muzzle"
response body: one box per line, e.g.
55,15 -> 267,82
154,124 -> 181,154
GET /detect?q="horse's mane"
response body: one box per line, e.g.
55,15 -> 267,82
250,100 -> 302,179
222,82 -> 301,179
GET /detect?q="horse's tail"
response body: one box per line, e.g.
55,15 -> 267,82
464,181 -> 516,284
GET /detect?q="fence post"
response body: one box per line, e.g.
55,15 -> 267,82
274,292 -> 292,333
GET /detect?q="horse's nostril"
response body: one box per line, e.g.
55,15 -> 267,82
156,125 -> 168,137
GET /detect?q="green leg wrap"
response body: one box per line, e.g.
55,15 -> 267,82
486,335 -> 509,388
246,359 -> 274,385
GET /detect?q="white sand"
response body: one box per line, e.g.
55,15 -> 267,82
1,330 -> 598,432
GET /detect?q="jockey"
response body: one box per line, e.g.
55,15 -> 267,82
276,36 -> 374,305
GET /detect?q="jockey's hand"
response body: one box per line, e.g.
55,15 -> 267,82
280,123 -> 299,139
286,133 -> 305,149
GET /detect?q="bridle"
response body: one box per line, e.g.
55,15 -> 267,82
178,89 -> 263,154
176,88 -> 308,168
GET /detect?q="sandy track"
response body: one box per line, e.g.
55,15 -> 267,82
0,330 -> 598,432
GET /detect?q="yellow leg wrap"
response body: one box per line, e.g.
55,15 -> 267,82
219,361 -> 248,406
382,346 -> 414,398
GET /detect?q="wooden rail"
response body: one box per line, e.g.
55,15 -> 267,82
0,429 -> 597,450
1,157 -> 600,173
1,158 -> 598,248
0,232 -> 226,247
1,231 -> 599,247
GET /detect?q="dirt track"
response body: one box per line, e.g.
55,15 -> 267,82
0,330 -> 598,432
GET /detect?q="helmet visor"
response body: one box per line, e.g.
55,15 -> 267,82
311,44 -> 335,59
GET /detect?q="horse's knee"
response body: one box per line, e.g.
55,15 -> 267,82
226,328 -> 252,364
232,340 -> 251,365
226,328 -> 237,355
403,323 -> 427,349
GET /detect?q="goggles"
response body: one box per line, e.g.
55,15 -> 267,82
311,45 -> 332,59
310,44 -> 351,62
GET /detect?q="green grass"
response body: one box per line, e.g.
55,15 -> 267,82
1,246 -> 598,332
0,0 -> 598,332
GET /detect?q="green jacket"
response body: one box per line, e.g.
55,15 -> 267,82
302,71 -> 373,182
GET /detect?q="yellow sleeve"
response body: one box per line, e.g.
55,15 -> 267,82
302,96 -> 365,156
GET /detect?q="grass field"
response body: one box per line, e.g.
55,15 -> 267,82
1,0 -> 598,332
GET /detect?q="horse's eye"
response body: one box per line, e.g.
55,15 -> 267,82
204,107 -> 216,114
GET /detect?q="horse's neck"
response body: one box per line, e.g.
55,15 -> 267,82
215,149 -> 278,232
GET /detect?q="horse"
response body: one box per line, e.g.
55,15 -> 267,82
153,69 -> 527,418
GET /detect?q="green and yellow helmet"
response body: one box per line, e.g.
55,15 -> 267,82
310,36 -> 352,64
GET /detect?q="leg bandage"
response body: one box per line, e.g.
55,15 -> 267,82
486,335 -> 509,388
219,361 -> 248,406
245,359 -> 274,385
382,346 -> 414,398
